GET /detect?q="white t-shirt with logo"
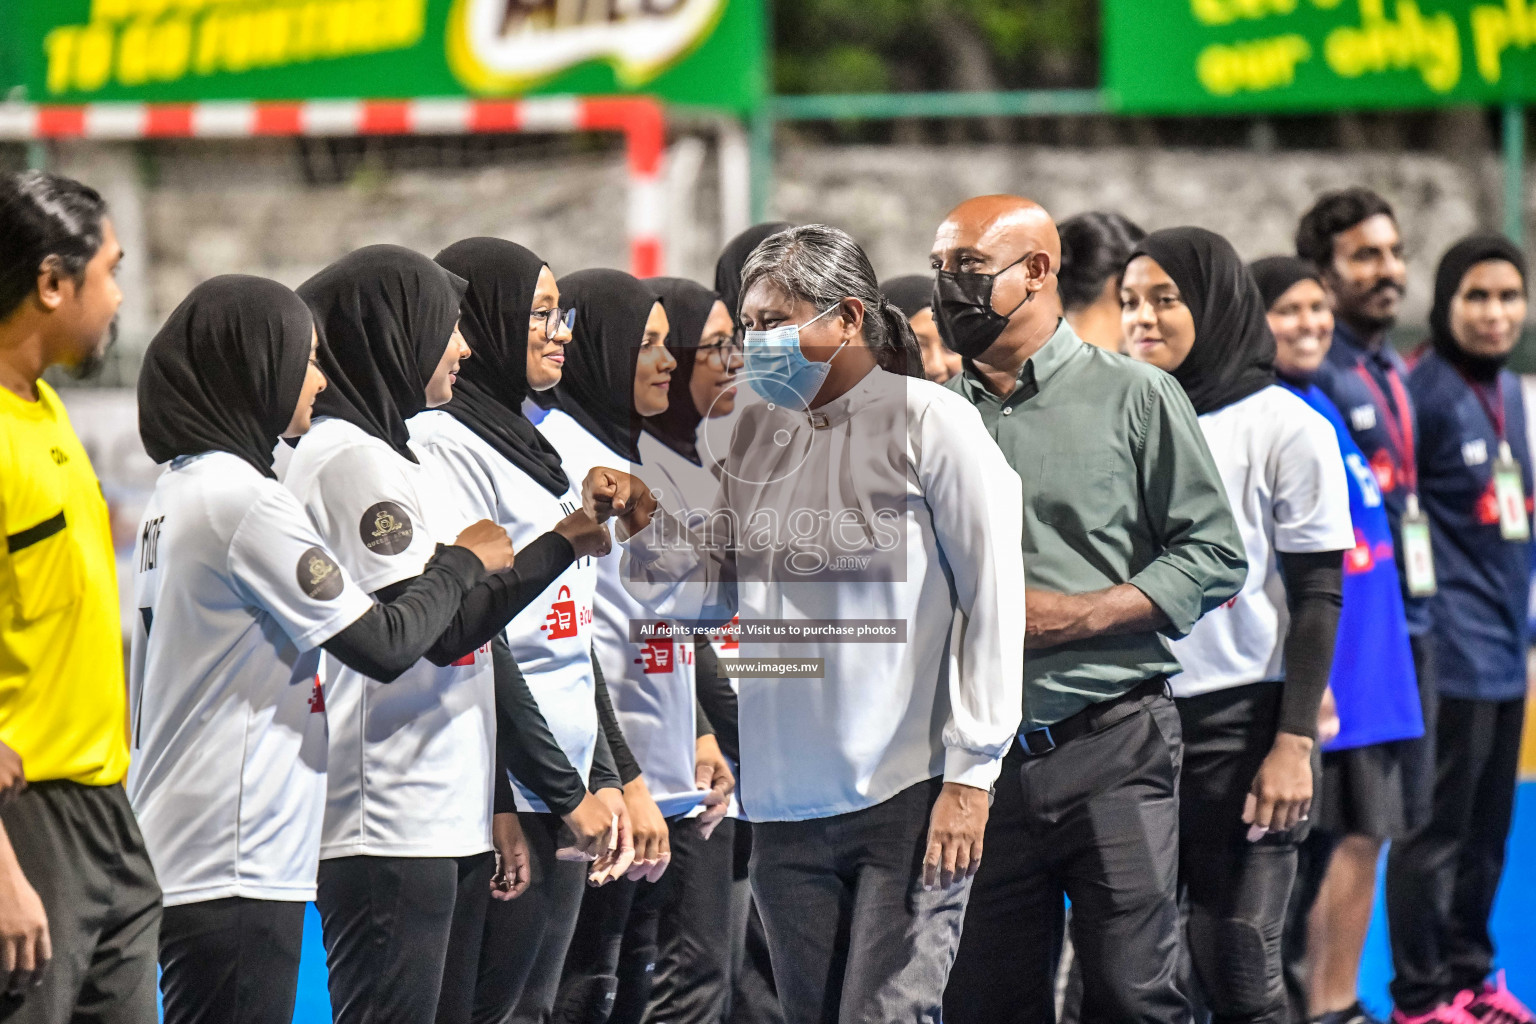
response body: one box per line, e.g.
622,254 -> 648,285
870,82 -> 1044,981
1170,386 -> 1354,698
408,410 -> 600,814
283,416 -> 496,858
541,409 -> 706,818
127,451 -> 373,905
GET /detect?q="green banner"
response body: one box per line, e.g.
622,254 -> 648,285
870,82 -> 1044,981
0,0 -> 764,112
1105,0 -> 1536,113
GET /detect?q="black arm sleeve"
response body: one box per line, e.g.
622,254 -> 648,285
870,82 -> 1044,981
493,729 -> 516,815
372,532 -> 576,667
490,634 -> 586,817
322,545 -> 486,683
1276,549 -> 1345,740
588,725 -> 622,793
694,637 -> 739,763
592,654 -> 643,785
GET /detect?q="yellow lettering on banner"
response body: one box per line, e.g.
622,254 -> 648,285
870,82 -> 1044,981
1324,0 -> 1461,93
1471,0 -> 1536,84
116,18 -> 153,85
76,24 -> 116,91
43,27 -> 80,94
1190,0 -> 1299,27
1197,33 -> 1312,94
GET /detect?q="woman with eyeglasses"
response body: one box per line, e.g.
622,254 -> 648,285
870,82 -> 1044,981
406,239 -> 644,1024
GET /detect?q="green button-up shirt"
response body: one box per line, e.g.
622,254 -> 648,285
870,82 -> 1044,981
947,319 -> 1246,729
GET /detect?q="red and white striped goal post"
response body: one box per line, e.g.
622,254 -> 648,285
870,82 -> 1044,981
0,94 -> 667,277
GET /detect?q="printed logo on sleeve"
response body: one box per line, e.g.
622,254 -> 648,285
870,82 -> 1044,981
1350,405 -> 1378,433
360,501 -> 414,555
297,546 -> 346,600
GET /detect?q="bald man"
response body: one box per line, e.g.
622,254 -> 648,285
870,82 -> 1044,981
932,196 -> 1246,1024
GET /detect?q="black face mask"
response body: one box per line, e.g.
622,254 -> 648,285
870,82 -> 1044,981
932,253 -> 1032,358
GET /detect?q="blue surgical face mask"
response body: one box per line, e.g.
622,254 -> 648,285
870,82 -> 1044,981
741,302 -> 848,409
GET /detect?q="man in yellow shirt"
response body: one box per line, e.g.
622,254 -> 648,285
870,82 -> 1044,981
0,171 -> 159,1024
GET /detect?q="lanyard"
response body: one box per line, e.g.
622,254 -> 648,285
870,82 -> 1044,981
1456,369 -> 1507,442
1353,363 -> 1417,493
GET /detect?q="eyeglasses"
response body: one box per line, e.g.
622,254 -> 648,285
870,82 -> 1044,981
531,307 -> 576,335
699,338 -> 742,368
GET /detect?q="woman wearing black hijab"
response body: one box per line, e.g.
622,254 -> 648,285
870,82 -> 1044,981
129,276 -> 514,1024
409,238 -> 641,1024
284,245 -> 602,1024
1123,227 -> 1353,1024
880,273 -> 960,384
1388,236 -> 1534,1024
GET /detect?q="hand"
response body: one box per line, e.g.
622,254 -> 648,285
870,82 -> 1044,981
923,782 -> 989,890
453,520 -> 516,574
1243,732 -> 1314,840
1317,687 -> 1341,746
559,791 -> 619,861
0,743 -> 24,805
490,812 -> 531,901
1022,589 -> 1093,649
553,508 -> 612,561
693,734 -> 735,840
587,787 -> 635,886
581,468 -> 658,540
622,777 -> 671,883
0,860 -> 48,996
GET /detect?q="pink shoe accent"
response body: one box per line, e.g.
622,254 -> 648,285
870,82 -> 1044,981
1469,972 -> 1536,1024
1391,991 -> 1481,1024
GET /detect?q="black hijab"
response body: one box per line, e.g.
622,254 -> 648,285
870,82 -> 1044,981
139,275 -> 313,479
298,244 -> 467,462
549,269 -> 659,462
434,238 -> 570,496
1249,256 -> 1322,311
880,274 -> 934,319
643,277 -> 723,465
1429,233 -> 1527,382
715,222 -> 792,321
1130,227 -> 1276,415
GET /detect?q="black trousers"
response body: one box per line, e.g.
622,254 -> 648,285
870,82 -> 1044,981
726,823 -> 784,1024
472,813 -> 588,1024
0,781 -> 161,1024
1178,683 -> 1305,1024
158,898 -> 305,1024
944,692 -> 1187,1024
1385,696 -> 1525,1014
316,851 -> 495,1024
555,818 -> 738,1024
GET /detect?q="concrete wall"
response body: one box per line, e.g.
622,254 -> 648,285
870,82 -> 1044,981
43,135 -> 1512,374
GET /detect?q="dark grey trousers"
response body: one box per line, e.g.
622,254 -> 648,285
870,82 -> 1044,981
749,777 -> 968,1024
0,781 -> 161,1024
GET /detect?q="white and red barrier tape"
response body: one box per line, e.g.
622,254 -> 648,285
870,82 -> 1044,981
0,95 -> 667,276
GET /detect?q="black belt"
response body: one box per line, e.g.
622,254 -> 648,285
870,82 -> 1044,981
1018,676 -> 1170,757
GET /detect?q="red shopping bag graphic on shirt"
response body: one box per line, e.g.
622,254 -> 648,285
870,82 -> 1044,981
635,624 -> 675,674
541,586 -> 579,640
713,615 -> 740,651
451,641 -> 492,667
309,676 -> 326,713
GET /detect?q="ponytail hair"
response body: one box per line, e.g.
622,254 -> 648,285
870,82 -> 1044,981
741,224 -> 924,379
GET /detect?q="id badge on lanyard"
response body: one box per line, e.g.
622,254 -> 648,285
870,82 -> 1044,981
1400,493 -> 1437,597
1493,441 -> 1530,542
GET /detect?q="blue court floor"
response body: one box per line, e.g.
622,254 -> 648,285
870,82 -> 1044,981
271,783 -> 1536,1022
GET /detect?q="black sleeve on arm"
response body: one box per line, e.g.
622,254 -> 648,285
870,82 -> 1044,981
694,637 -> 739,763
373,531 -> 576,667
322,544 -> 485,683
588,725 -> 621,793
493,729 -> 516,815
490,634 -> 586,817
1276,549 -> 1345,740
592,654 -> 642,785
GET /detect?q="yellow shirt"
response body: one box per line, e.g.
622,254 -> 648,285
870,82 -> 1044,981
0,380 -> 129,785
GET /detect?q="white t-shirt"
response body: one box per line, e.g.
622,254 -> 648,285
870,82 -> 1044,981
283,416 -> 497,858
408,410 -> 600,814
541,409 -> 706,818
1170,386 -> 1354,698
622,369 -> 1027,822
127,452 -> 372,905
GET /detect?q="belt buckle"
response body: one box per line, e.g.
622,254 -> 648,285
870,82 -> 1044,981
1020,726 -> 1056,757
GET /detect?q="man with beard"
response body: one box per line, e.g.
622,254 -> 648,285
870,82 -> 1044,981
0,170 -> 159,1024
1294,189 -> 1434,1024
